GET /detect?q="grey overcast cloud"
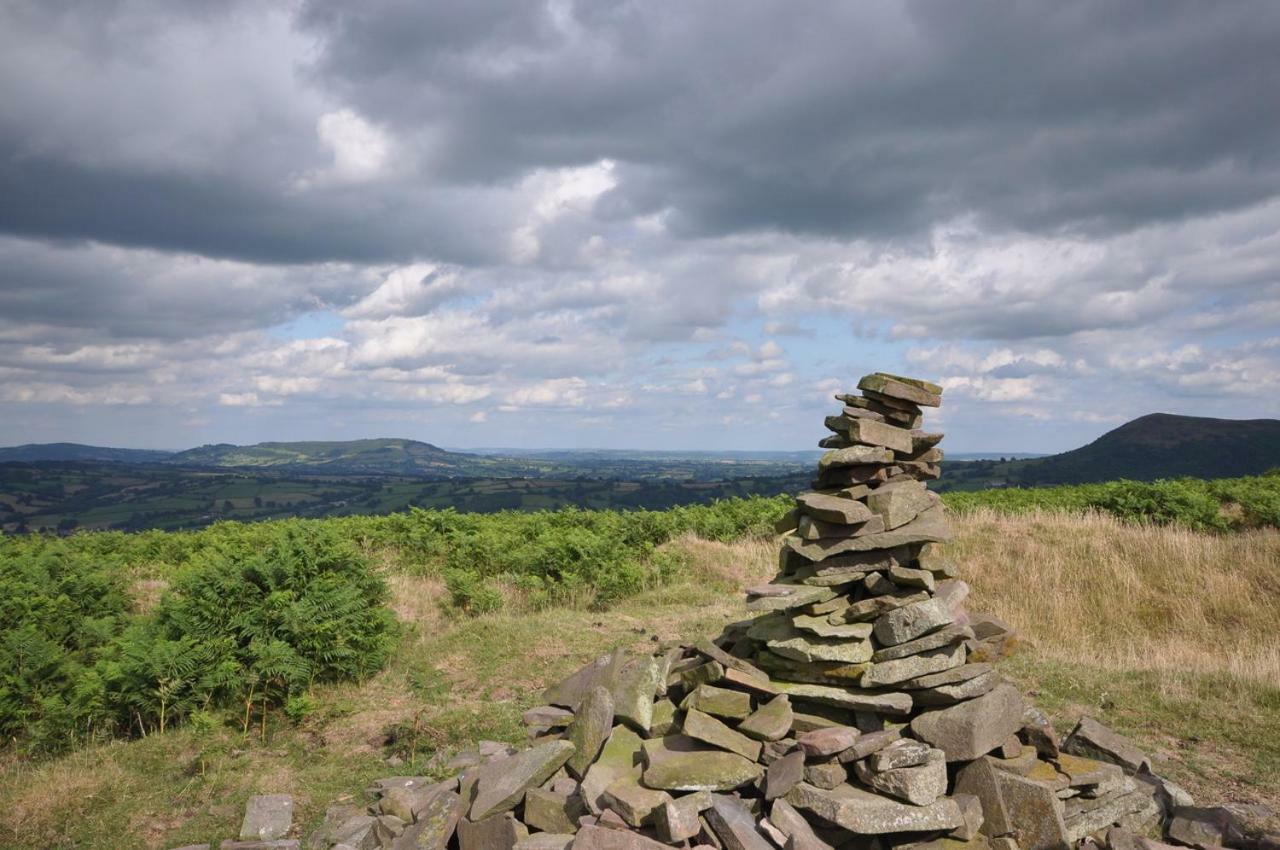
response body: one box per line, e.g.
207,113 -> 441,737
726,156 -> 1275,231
1,1 -> 1278,452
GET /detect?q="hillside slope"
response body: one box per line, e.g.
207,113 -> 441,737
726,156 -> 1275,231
166,438 -> 510,475
1021,412 -> 1280,483
0,442 -> 173,463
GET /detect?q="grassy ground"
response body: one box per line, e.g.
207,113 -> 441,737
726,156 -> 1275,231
1,514 -> 1277,849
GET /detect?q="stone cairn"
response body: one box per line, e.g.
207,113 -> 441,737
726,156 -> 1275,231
211,372 -> 1264,850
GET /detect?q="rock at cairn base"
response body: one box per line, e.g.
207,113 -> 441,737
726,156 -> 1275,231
297,371 -> 1216,850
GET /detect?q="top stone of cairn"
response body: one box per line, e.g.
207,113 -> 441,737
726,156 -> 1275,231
857,372 -> 943,407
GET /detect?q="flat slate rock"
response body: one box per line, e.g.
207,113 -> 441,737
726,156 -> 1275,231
738,694 -> 793,741
470,740 -> 575,820
746,585 -> 836,612
682,708 -> 762,761
390,790 -> 463,850
862,644 -> 966,688
581,725 -> 644,814
611,655 -> 663,733
787,782 -> 963,834
857,373 -> 943,407
911,682 -> 1025,762
569,825 -> 670,849
641,735 -> 764,791
239,795 -> 293,842
796,492 -> 875,525
545,651 -> 624,710
786,505 -> 950,561
705,794 -> 776,850
818,445 -> 896,471
567,686 -> 614,777
1062,716 -> 1151,774
773,681 -> 913,716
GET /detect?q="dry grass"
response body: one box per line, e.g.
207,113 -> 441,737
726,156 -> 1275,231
942,508 -> 1280,683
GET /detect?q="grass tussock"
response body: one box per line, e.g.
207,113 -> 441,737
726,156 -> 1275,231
945,507 -> 1280,683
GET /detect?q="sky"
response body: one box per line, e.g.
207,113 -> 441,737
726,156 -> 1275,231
1,1 -> 1278,454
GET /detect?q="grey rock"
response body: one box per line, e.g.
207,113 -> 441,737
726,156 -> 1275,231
768,798 -> 835,850
853,748 -> 948,806
654,791 -> 711,843
868,481 -> 938,530
1167,806 -> 1245,850
785,504 -> 951,561
765,750 -> 806,801
239,795 -> 293,842
705,794 -> 776,850
457,813 -> 528,850
600,779 -> 671,828
902,662 -> 994,690
913,669 -> 1002,706
837,728 -> 902,762
611,655 -> 662,733
546,651 -> 625,710
992,769 -> 1069,850
470,739 -> 576,820
873,597 -> 955,646
773,681 -> 913,716
857,373 -> 943,407
568,686 -> 614,777
682,708 -> 762,761
790,615 -> 873,640
523,788 -> 581,835
746,585 -> 837,612
887,563 -> 937,590
818,445 -> 896,470
641,735 -> 764,791
738,694 -> 793,741
515,836 -> 575,850
581,725 -> 644,814
869,738 -> 931,771
911,682 -> 1025,761
390,789 -> 463,850
786,782 -> 963,834
842,419 -> 916,454
796,492 -> 876,525
1062,717 -> 1151,775
862,644 -> 965,687
798,513 -> 885,540
872,623 -> 973,662
570,824 -> 672,849
803,760 -> 847,789
797,725 -> 860,758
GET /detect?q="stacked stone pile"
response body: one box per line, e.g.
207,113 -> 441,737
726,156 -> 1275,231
191,372 -> 1277,850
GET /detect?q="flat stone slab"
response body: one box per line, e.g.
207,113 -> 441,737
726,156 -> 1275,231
390,790 -> 463,850
786,782 -> 963,834
796,491 -> 876,525
570,825 -> 670,849
705,794 -> 776,850
818,445 -> 895,470
568,686 -> 614,777
746,584 -> 836,612
683,708 -> 762,761
841,418 -> 915,453
641,735 -> 763,791
738,694 -> 793,741
581,725 -> 644,814
786,505 -> 950,561
611,655 -> 662,733
862,644 -> 965,688
873,597 -> 955,646
1062,716 -> 1151,774
773,681 -> 912,716
470,740 -> 576,820
239,795 -> 293,841
857,373 -> 942,407
911,682 -> 1025,762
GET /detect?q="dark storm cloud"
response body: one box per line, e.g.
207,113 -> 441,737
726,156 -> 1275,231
302,0 -> 1280,242
2,0 -> 1278,266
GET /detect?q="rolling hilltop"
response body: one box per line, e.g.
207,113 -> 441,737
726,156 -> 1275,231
942,412 -> 1280,490
167,438 -> 514,476
0,442 -> 173,464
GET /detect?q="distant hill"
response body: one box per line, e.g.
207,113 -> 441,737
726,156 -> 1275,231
0,443 -> 173,464
943,413 -> 1280,489
1021,413 -> 1280,483
165,438 -> 510,476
